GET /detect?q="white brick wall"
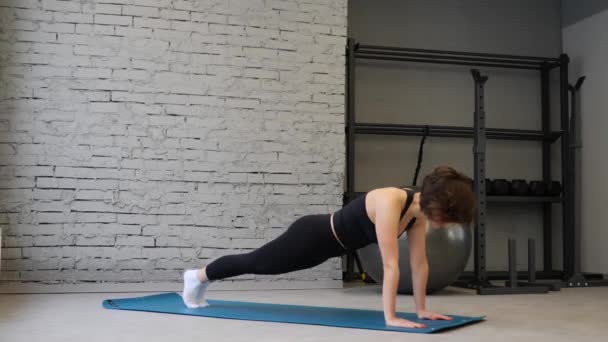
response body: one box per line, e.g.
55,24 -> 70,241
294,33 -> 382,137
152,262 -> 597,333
0,0 -> 346,288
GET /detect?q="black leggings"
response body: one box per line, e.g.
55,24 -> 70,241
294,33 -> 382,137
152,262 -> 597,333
205,214 -> 347,280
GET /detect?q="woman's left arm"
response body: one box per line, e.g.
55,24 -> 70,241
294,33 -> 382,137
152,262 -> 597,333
406,220 -> 429,313
407,220 -> 453,320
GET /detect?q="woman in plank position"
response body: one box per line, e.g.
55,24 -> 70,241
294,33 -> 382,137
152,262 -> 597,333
182,165 -> 475,329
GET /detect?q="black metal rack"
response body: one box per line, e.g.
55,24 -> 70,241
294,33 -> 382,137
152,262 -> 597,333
344,39 -> 606,294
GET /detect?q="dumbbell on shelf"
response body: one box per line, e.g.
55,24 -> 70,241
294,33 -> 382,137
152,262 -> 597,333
528,181 -> 547,196
509,179 -> 529,196
484,178 -> 561,197
491,179 -> 510,196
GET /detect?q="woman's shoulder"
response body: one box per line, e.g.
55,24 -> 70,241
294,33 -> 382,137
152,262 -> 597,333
369,187 -> 423,213
368,186 -> 417,195
366,187 -> 408,204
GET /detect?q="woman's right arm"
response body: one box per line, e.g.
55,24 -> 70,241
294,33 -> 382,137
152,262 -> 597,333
374,191 -> 426,329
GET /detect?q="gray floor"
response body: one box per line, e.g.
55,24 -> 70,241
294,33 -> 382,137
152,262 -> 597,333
1,284 -> 607,342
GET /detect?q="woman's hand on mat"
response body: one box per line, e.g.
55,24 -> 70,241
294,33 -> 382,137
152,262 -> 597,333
385,317 -> 427,329
417,310 -> 453,321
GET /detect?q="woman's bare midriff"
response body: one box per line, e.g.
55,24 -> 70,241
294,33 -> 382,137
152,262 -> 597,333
330,213 -> 348,250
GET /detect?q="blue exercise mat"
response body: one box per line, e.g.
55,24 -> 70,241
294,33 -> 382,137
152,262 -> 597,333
103,292 -> 484,334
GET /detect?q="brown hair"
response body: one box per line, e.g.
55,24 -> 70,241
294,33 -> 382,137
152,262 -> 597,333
420,166 -> 475,224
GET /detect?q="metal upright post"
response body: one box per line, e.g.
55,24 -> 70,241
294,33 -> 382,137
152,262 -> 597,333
346,38 -> 356,204
471,69 -> 489,287
540,64 -> 553,273
559,54 -> 574,281
343,38 -> 359,282
569,76 -> 585,284
528,239 -> 537,283
508,239 -> 517,288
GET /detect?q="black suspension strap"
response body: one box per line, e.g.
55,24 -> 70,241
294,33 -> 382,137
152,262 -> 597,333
412,125 -> 430,186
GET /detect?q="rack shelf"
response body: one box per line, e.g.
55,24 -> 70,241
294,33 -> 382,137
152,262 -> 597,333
355,44 -> 560,70
487,196 -> 563,203
353,123 -> 563,142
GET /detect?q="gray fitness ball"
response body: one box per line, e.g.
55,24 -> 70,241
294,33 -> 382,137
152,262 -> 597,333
358,223 -> 472,294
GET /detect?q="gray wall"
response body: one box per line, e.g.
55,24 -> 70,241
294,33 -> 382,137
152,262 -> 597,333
348,0 -> 564,271
562,0 -> 608,27
563,8 -> 608,274
0,0 -> 347,290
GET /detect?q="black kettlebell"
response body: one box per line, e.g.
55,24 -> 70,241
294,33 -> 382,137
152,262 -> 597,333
492,179 -> 510,196
510,179 -> 529,196
546,181 -> 562,196
529,181 -> 546,196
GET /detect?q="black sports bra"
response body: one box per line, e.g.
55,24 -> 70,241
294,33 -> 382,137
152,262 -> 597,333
332,188 -> 417,251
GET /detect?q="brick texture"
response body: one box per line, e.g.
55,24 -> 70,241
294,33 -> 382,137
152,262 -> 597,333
0,0 -> 346,286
